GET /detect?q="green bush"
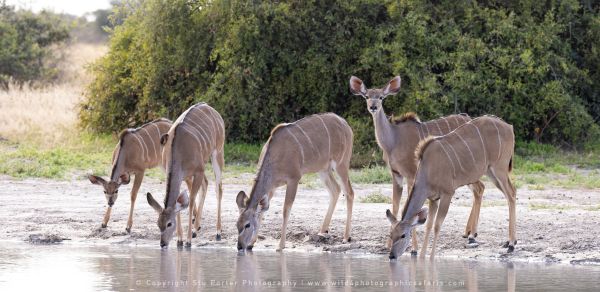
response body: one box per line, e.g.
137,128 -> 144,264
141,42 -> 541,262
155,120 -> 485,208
81,0 -> 600,167
0,1 -> 70,88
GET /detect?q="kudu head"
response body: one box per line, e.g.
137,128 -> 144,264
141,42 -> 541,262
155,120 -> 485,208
88,174 -> 130,207
146,191 -> 189,248
386,208 -> 428,260
236,191 -> 268,252
349,76 -> 402,115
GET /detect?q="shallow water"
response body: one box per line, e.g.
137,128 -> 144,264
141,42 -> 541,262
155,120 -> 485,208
0,242 -> 598,291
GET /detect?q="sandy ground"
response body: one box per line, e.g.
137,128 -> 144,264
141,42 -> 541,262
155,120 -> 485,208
1,176 -> 599,265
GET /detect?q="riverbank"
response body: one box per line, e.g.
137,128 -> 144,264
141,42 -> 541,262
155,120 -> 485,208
1,176 -> 599,265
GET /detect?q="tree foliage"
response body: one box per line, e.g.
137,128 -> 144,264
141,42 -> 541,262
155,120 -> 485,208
81,0 -> 600,166
0,1 -> 70,88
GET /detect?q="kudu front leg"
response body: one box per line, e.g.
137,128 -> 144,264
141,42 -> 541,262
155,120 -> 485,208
192,174 -> 208,238
464,181 -> 484,246
420,199 -> 438,259
186,173 -> 204,247
429,195 -> 452,260
387,173 -> 404,248
101,207 -> 112,228
126,171 -> 145,233
277,179 -> 299,252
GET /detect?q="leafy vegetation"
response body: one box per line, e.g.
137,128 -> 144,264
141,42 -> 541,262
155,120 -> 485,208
0,1 -> 70,88
81,0 -> 600,167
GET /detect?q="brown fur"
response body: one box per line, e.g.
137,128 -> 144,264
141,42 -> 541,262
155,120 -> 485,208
391,112 -> 421,124
414,136 -> 436,161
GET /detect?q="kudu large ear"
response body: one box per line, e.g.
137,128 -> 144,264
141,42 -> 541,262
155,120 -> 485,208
88,175 -> 107,186
349,76 -> 367,96
386,209 -> 398,225
174,191 -> 190,213
160,134 -> 169,146
383,76 -> 401,97
236,191 -> 248,211
146,192 -> 163,213
118,173 -> 130,185
410,207 -> 428,227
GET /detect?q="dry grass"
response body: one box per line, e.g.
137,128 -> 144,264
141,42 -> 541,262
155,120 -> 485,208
0,43 -> 107,147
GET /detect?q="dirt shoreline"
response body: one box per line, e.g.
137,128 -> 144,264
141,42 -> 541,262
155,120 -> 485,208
1,176 -> 599,265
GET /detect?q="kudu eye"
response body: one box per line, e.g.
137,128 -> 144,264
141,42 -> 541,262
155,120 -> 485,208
167,222 -> 172,228
114,190 -> 118,194
244,223 -> 251,229
103,191 -> 107,194
400,234 -> 406,239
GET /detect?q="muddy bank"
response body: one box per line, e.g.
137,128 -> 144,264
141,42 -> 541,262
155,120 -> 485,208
0,176 -> 599,264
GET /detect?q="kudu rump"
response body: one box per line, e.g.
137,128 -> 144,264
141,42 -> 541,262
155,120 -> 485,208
349,76 -> 486,252
236,113 -> 355,252
147,102 -> 225,248
387,116 -> 516,259
88,118 -> 172,233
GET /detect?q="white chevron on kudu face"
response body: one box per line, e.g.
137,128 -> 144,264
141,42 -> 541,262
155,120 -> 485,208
349,75 -> 486,254
236,113 -> 355,252
392,116 -> 517,260
88,118 -> 172,234
146,103 -> 225,248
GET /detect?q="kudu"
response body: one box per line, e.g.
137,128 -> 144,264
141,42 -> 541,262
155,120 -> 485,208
236,113 -> 355,252
147,102 -> 225,248
349,76 -> 486,252
387,116 -> 516,259
88,118 -> 172,233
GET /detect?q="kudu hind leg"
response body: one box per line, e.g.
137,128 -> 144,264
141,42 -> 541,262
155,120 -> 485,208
488,167 -> 517,252
464,181 -> 485,243
335,164 -> 355,243
318,170 -> 341,235
277,179 -> 299,251
212,150 -> 224,240
186,172 -> 204,247
126,171 -> 145,234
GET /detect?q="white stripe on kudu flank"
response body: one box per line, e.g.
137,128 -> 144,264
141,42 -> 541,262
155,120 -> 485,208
151,123 -> 161,142
492,120 -> 502,160
181,124 -> 204,149
316,115 -> 331,158
181,118 -> 204,146
424,123 -> 430,137
443,139 -> 464,171
131,132 -> 148,162
294,123 -> 321,158
139,127 -> 156,161
455,132 -> 476,164
286,127 -> 305,164
443,117 -> 451,132
189,110 -> 214,141
198,109 -> 217,138
437,140 -> 456,178
189,115 -> 213,148
435,121 -> 443,135
417,125 -> 424,140
469,123 -> 487,165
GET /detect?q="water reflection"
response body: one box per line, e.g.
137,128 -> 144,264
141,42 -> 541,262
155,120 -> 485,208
0,243 -> 596,291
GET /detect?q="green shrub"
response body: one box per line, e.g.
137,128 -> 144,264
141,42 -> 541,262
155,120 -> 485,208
0,1 -> 70,88
81,0 -> 600,154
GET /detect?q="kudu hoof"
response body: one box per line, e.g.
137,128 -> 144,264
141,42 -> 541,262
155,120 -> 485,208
344,237 -> 352,243
185,242 -> 192,248
177,240 -> 184,247
101,224 -> 107,228
410,250 -> 418,256
247,245 -> 253,251
507,245 -> 515,253
216,234 -> 222,241
502,241 -> 509,248
125,227 -> 131,234
192,232 -> 197,238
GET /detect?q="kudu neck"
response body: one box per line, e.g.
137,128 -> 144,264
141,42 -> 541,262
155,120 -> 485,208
165,165 -> 183,208
373,107 -> 396,152
247,162 -> 273,208
401,182 -> 430,222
